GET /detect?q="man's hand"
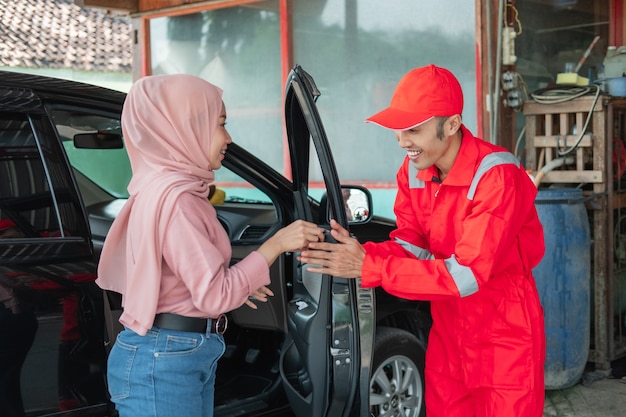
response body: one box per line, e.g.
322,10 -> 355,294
298,219 -> 365,278
257,220 -> 325,266
245,286 -> 274,309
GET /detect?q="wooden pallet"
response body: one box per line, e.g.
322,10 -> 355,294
524,95 -> 606,184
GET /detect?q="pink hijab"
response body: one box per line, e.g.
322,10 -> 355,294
96,74 -> 224,335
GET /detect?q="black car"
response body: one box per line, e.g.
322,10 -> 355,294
0,66 -> 430,417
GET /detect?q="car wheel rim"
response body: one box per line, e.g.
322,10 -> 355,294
370,354 -> 423,417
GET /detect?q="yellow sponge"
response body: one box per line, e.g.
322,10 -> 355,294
556,73 -> 589,86
208,184 -> 225,205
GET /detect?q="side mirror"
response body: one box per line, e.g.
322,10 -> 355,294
340,185 -> 373,224
74,132 -> 123,149
320,185 -> 374,225
342,185 -> 373,223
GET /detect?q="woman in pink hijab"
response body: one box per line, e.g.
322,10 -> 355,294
96,74 -> 324,417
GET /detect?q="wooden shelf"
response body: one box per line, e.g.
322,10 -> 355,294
524,94 -> 626,370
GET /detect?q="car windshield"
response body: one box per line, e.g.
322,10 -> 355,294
50,106 -> 273,205
52,107 -> 132,199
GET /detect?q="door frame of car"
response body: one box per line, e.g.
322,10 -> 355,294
280,65 -> 373,417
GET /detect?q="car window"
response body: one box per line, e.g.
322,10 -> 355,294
214,167 -> 273,205
307,144 -> 325,203
50,107 -> 132,200
0,113 -> 62,238
50,105 -> 274,208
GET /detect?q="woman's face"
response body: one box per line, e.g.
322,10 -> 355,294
209,101 -> 232,171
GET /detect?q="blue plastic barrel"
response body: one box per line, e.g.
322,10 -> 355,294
533,188 -> 590,390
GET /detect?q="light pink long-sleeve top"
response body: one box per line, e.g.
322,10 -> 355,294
158,192 -> 270,318
96,74 -> 269,336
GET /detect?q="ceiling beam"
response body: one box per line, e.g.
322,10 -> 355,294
75,0 -> 138,12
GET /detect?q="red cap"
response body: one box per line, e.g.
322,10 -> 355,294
365,64 -> 463,130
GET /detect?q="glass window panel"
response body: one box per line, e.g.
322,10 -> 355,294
30,115 -> 87,238
149,2 -> 284,176
0,114 -> 61,238
291,0 -> 475,219
515,0 -> 609,92
292,0 -> 476,184
513,0 -> 609,164
214,166 -> 274,205
50,107 -> 131,200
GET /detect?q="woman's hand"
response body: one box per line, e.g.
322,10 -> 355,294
244,285 -> 274,309
274,219 -> 326,252
258,220 -> 325,265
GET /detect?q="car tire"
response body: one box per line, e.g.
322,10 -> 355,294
369,326 -> 426,417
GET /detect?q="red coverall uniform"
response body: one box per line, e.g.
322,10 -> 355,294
361,126 -> 546,417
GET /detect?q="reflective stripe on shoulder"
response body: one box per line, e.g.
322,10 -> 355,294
408,163 -> 425,189
395,238 -> 434,260
444,254 -> 479,297
467,152 -> 520,200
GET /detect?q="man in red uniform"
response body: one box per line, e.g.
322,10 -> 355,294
300,64 -> 546,417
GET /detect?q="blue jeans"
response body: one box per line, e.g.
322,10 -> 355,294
107,324 -> 225,417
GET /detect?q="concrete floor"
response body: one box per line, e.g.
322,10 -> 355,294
543,370 -> 626,416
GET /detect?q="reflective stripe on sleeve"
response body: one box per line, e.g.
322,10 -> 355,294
395,238 -> 434,260
467,152 -> 520,200
444,254 -> 479,297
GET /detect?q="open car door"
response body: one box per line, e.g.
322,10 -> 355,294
279,66 -> 375,417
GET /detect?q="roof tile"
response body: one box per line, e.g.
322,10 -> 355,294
0,0 -> 132,72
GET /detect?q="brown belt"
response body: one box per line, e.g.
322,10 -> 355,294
154,312 -> 227,335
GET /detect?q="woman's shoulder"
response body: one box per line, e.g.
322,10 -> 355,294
172,192 -> 216,219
